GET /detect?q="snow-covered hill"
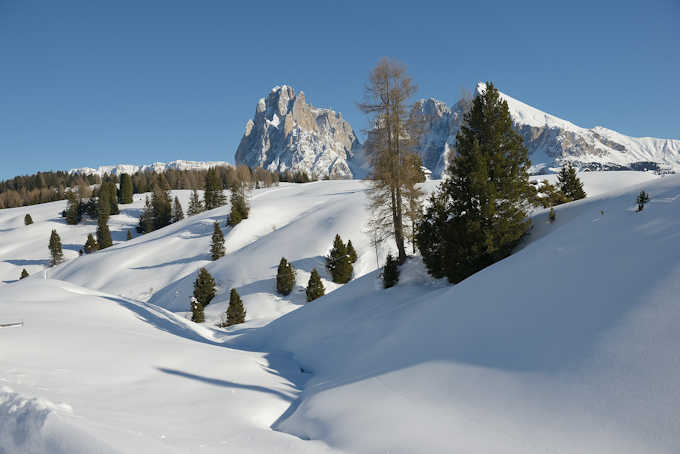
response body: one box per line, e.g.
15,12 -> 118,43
235,86 -> 365,179
2,172 -> 679,453
412,83 -> 680,177
69,159 -> 233,177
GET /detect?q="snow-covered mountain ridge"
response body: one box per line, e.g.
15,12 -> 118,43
412,83 -> 680,177
68,159 -> 233,177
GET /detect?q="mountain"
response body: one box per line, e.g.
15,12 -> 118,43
235,85 -> 364,179
68,160 -> 233,177
412,83 -> 680,177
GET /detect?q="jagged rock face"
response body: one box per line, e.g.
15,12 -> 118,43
235,85 -> 362,178
411,83 -> 680,175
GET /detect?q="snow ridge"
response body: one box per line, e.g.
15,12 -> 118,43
68,160 -> 233,177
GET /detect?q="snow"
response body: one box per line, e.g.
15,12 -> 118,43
2,172 -> 679,453
68,160 -> 233,177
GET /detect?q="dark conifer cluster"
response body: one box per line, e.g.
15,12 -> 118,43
382,253 -> 399,288
326,234 -> 354,283
276,258 -> 295,295
48,229 -> 64,266
211,222 -> 226,261
636,190 -> 650,212
24,213 -> 33,225
417,82 -> 535,284
224,289 -> 246,326
20,269 -> 29,280
305,269 -> 325,302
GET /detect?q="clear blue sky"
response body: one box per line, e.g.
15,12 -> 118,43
1,0 -> 678,180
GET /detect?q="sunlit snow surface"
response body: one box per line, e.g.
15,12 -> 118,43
2,173 -> 679,453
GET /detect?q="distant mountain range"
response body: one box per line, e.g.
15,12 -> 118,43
69,84 -> 680,180
68,160 -> 232,177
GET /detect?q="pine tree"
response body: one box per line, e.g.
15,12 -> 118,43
276,257 -> 295,295
326,234 -> 353,283
636,190 -> 650,212
557,163 -> 586,201
190,297 -> 205,323
306,268 -> 325,302
119,173 -> 134,204
193,267 -> 216,307
24,213 -> 33,225
187,189 -> 204,216
65,191 -> 81,225
96,217 -> 112,250
20,269 -> 29,280
211,222 -> 225,260
84,233 -> 98,253
346,240 -> 358,264
382,253 -> 399,288
417,82 -> 534,284
151,185 -> 172,230
204,168 -> 226,210
226,288 -> 246,326
126,229 -> 133,240
137,196 -> 153,234
48,229 -> 64,266
227,183 -> 249,226
173,196 -> 184,222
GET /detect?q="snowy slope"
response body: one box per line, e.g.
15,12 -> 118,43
69,160 -> 232,177
232,173 -> 680,453
2,172 -> 677,453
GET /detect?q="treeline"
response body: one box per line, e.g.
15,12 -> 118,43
0,165 -> 285,209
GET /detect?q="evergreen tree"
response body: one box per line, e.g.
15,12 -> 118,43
173,196 -> 184,222
536,179 -> 570,208
204,168 -> 226,210
119,173 -> 134,204
346,240 -> 358,264
187,189 -> 204,216
20,269 -> 29,280
48,229 -> 64,266
382,253 -> 399,288
24,213 -> 33,225
193,267 -> 216,307
97,187 -> 111,222
137,196 -> 153,234
326,234 -> 353,283
190,297 -> 205,323
306,268 -> 325,302
226,288 -> 246,326
84,233 -> 98,253
227,183 -> 249,226
100,181 -> 119,215
417,81 -> 534,284
96,217 -> 113,250
557,163 -> 586,201
549,207 -> 556,223
127,229 -> 133,240
211,222 -> 225,260
636,190 -> 650,212
65,191 -> 81,225
151,185 -> 172,230
276,257 -> 295,295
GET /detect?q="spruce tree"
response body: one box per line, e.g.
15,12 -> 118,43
65,191 -> 81,225
417,81 -> 534,284
326,234 -> 353,283
211,222 -> 225,261
151,185 -> 172,230
96,217 -> 113,250
636,190 -> 650,212
84,233 -> 98,253
119,173 -> 134,204
48,229 -> 64,266
382,253 -> 399,288
173,196 -> 184,222
204,168 -> 226,210
193,268 -> 216,307
190,297 -> 205,323
24,214 -> 33,225
20,269 -> 29,280
227,183 -> 249,226
346,240 -> 358,264
226,288 -> 246,326
276,257 -> 295,295
126,229 -> 133,240
557,163 -> 586,201
137,196 -> 153,234
187,189 -> 204,216
306,268 -> 325,302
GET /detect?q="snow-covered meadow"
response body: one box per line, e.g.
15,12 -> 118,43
2,172 -> 679,453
